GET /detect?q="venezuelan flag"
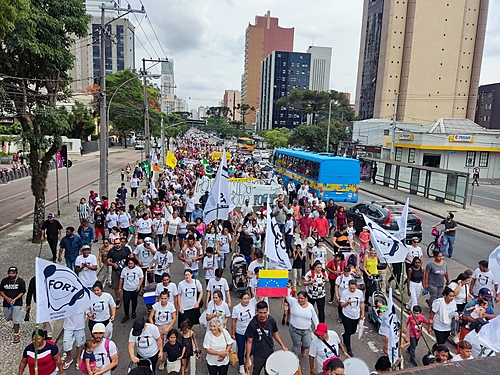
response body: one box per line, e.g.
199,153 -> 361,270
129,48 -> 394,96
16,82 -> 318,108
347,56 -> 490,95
257,270 -> 289,297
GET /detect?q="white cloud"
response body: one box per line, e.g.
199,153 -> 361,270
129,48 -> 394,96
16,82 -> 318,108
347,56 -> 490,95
126,0 -> 499,111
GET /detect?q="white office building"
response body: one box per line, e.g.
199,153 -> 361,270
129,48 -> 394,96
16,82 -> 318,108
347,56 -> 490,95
306,46 -> 332,92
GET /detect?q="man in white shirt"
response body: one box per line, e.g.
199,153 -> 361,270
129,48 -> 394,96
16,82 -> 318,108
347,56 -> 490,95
106,209 -> 118,233
241,199 -> 253,218
130,176 -> 140,198
75,245 -> 98,288
92,323 -> 118,375
152,212 -> 166,248
470,260 -> 499,301
61,312 -> 86,370
185,191 -> 196,222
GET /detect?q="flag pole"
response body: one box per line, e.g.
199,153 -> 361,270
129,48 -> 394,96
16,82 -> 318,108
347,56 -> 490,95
34,323 -> 39,375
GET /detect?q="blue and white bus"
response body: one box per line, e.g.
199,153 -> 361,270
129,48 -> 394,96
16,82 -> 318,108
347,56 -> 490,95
273,149 -> 360,203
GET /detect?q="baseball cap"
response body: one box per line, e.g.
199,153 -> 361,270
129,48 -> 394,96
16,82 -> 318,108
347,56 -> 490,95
315,323 -> 328,336
132,318 -> 145,336
47,213 -> 54,219
81,245 -> 91,251
312,228 -> 318,233
343,266 -> 351,272
144,237 -> 152,244
92,323 -> 106,333
304,210 -> 310,215
8,266 -> 18,273
82,218 -> 89,224
256,251 -> 264,259
479,288 -> 493,298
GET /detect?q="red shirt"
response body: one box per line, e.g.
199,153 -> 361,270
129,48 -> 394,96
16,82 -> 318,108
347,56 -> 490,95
312,217 -> 329,237
326,259 -> 346,280
23,340 -> 58,375
298,217 -> 313,236
405,315 -> 428,339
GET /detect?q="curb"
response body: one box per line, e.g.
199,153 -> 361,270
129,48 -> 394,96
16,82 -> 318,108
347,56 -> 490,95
359,186 -> 500,241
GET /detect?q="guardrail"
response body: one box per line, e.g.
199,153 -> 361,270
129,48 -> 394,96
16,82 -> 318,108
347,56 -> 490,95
0,160 -> 57,184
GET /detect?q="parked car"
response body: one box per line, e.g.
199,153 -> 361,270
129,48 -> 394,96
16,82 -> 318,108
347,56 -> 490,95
346,201 -> 422,244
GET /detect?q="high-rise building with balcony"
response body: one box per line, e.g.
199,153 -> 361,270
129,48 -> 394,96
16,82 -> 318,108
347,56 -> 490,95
355,0 -> 489,124
241,11 -> 294,126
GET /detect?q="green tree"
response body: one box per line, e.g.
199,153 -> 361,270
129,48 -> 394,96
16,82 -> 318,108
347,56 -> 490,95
0,0 -> 28,39
263,127 -> 290,148
235,103 -> 255,127
0,0 -> 90,242
315,90 -> 356,123
205,117 -> 237,138
276,89 -> 330,125
206,106 -> 230,118
65,101 -> 94,140
289,119 -> 348,152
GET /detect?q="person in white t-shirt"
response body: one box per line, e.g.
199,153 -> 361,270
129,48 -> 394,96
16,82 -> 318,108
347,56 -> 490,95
91,323 -> 118,375
178,269 -> 203,326
185,192 -> 196,222
152,212 -> 167,248
61,312 -> 86,370
130,176 -> 140,198
241,199 -> 253,217
154,273 -> 179,310
335,267 -> 355,323
205,290 -> 231,329
405,237 -> 423,270
149,289 -> 177,364
470,260 -> 498,299
206,268 -> 231,307
178,235 -> 203,279
128,318 -> 163,370
135,212 -> 153,240
106,209 -> 118,232
166,211 -> 182,251
203,247 -> 221,285
75,245 -> 98,288
87,281 -> 116,339
133,237 -> 157,285
147,244 -> 174,283
311,239 -> 328,268
309,323 -> 348,373
450,340 -> 474,362
230,291 -> 256,373
340,280 -> 364,357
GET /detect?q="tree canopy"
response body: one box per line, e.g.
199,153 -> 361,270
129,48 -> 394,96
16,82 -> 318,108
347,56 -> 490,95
289,119 -> 349,152
263,127 -> 290,148
0,0 -> 90,242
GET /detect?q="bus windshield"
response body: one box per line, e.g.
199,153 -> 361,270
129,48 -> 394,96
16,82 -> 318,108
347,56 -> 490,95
238,137 -> 255,146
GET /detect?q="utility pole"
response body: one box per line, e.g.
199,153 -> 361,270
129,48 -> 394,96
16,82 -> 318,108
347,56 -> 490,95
326,99 -> 333,153
54,156 -> 60,216
142,57 -> 169,164
390,92 -> 399,161
99,4 -> 145,199
160,117 -> 165,166
232,91 -> 236,121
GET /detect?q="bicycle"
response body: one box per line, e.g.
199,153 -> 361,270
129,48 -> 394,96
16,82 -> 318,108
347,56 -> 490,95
427,228 -> 444,257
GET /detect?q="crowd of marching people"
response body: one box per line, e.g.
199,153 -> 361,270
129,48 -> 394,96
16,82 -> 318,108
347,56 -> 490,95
1,128 -> 499,375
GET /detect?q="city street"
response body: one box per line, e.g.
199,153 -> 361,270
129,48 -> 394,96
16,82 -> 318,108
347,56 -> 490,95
0,147 -> 139,230
467,183 -> 500,210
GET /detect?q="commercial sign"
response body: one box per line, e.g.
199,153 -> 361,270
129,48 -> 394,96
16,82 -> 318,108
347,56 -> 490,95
449,135 -> 474,142
398,133 -> 414,141
211,151 -> 231,161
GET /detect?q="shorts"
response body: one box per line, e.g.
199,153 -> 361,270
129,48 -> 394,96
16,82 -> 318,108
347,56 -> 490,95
138,232 -> 151,240
63,328 -> 86,351
167,233 -> 177,242
111,270 -> 121,290
3,306 -> 22,324
253,241 -> 261,248
178,232 -> 187,241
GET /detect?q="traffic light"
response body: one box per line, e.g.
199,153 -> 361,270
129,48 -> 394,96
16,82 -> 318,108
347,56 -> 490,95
61,145 -> 72,168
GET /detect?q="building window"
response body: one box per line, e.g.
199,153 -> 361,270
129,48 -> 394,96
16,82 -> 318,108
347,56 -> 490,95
466,151 -> 475,167
395,147 -> 402,161
483,116 -> 489,122
479,151 -> 489,167
408,148 -> 415,163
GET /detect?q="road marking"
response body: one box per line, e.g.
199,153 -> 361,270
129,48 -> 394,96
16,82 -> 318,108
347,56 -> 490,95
367,341 -> 380,353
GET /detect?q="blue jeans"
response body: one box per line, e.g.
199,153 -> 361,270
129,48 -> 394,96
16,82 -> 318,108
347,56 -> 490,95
440,235 -> 456,256
235,332 -> 247,366
327,219 -> 335,231
65,258 -> 76,271
278,223 -> 285,234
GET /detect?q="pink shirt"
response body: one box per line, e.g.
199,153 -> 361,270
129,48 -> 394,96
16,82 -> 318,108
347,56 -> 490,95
406,315 -> 428,338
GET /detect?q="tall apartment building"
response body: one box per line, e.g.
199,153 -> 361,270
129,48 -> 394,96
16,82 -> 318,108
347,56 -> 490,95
258,51 -> 311,131
355,0 -> 489,124
223,90 -> 241,121
69,16 -> 135,92
306,46 -> 332,92
241,11 -> 294,126
161,60 -> 175,97
475,83 -> 500,129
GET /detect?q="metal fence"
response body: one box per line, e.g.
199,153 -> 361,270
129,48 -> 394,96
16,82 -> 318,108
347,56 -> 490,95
360,157 -> 470,209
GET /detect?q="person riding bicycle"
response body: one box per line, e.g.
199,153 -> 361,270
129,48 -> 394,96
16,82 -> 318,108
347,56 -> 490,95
432,213 -> 457,259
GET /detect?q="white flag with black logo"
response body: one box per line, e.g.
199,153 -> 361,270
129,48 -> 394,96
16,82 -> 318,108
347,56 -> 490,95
488,246 -> 500,285
35,258 -> 95,323
393,197 -> 409,241
265,197 -> 292,270
379,288 -> 400,365
477,314 -> 500,353
363,214 -> 408,263
203,150 -> 234,224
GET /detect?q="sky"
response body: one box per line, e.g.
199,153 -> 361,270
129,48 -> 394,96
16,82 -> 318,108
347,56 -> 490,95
109,0 -> 500,111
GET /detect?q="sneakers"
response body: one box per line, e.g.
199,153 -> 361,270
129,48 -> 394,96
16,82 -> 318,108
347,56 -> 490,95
453,335 -> 460,344
328,299 -> 334,304
298,282 -> 302,286
131,312 -> 137,319
448,254 -> 453,259
115,300 -> 121,309
239,365 -> 245,374
394,289 -> 401,296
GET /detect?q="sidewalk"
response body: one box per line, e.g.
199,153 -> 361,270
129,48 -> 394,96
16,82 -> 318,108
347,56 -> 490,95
0,157 -> 137,374
360,180 -> 500,239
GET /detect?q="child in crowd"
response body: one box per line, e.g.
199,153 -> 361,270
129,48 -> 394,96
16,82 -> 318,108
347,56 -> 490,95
180,320 -> 200,375
163,329 -> 186,373
465,298 -> 489,330
404,305 -> 430,367
376,300 -> 387,317
81,339 -> 97,375
281,280 -> 296,326
346,220 -> 356,246
358,226 -> 371,260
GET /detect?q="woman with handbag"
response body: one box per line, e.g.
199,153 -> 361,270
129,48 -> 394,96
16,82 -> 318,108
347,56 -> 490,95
203,320 -> 235,375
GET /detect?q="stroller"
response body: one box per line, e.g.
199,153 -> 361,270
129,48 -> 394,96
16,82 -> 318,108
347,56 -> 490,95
367,275 -> 388,330
140,271 -> 158,314
230,254 -> 248,291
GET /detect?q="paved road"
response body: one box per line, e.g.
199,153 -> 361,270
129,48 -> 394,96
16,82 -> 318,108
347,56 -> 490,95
0,148 -> 139,230
354,191 -> 498,270
467,183 -> 500,210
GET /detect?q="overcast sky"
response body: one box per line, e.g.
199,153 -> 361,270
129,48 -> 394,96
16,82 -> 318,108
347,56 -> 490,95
122,0 -> 500,111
